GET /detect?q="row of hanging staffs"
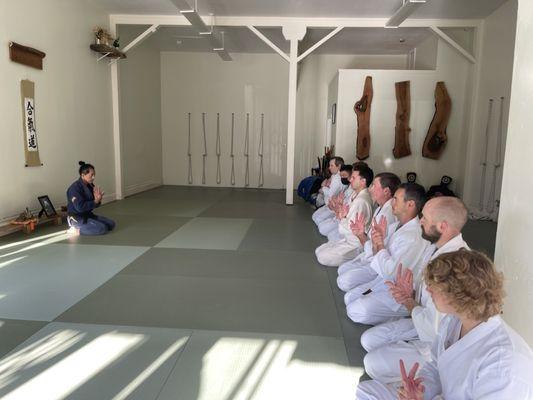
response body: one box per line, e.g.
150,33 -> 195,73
479,96 -> 505,214
187,112 -> 264,187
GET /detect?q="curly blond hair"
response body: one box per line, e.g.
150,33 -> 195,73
425,249 -> 504,321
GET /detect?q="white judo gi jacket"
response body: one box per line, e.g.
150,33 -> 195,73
369,217 -> 429,281
420,314 -> 533,400
338,188 -> 373,244
412,234 -> 469,343
366,217 -> 429,311
337,198 -> 397,274
321,172 -> 344,204
314,185 -> 352,230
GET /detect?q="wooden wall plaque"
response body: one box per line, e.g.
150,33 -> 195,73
393,81 -> 412,158
422,82 -> 452,159
354,76 -> 373,160
9,42 -> 46,70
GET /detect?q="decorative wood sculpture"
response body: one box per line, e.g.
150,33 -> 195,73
393,81 -> 412,158
9,42 -> 46,70
354,76 -> 373,160
422,82 -> 452,159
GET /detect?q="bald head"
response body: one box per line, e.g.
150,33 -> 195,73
424,196 -> 468,231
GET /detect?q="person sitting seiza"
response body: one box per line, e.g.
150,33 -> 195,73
360,196 -> 470,384
312,164 -> 352,227
337,182 -> 426,300
315,165 -> 374,267
66,161 -> 115,236
314,157 -> 345,208
317,162 -> 369,237
356,249 -> 533,400
344,183 -> 430,325
335,172 -> 401,276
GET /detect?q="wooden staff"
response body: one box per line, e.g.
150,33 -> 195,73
187,113 -> 193,184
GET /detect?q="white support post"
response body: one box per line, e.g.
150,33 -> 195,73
122,24 -> 159,53
109,17 -> 123,200
429,26 -> 476,64
297,26 -> 343,62
282,24 -> 306,205
247,26 -> 290,62
459,21 -> 485,205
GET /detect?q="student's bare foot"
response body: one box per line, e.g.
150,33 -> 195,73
67,227 -> 80,236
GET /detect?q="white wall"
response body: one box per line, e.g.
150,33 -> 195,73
462,0 -> 518,217
0,0 -> 115,221
161,52 -> 288,189
294,54 -> 408,184
494,0 -> 533,344
332,41 -> 470,189
160,51 -> 408,189
414,35 -> 438,70
118,30 -> 162,196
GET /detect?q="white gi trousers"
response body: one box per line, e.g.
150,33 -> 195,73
361,319 -> 429,383
318,217 -> 339,237
315,238 -> 362,267
312,206 -> 333,226
346,288 -> 409,325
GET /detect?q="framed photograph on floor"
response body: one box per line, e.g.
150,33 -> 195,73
38,195 -> 57,217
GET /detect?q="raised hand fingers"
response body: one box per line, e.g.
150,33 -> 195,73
399,359 -> 408,382
396,263 -> 403,281
408,362 -> 420,380
405,268 -> 413,286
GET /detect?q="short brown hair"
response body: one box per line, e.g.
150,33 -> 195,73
425,249 -> 504,321
375,172 -> 401,195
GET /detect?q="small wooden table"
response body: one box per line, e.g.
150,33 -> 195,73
0,212 -> 65,236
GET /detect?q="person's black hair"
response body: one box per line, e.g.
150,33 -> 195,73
340,164 -> 353,173
331,156 -> 345,167
375,172 -> 401,195
354,165 -> 374,187
398,182 -> 427,213
78,160 -> 95,175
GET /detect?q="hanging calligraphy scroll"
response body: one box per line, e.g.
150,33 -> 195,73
20,80 -> 42,167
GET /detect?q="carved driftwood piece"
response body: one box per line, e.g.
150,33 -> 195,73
393,81 -> 412,158
354,76 -> 373,160
422,81 -> 452,159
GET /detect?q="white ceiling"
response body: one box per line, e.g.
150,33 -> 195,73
113,0 -> 494,56
90,0 -> 508,19
119,25 -> 436,55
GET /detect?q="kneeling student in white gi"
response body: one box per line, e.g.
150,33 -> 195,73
341,184 -> 429,325
336,172 -> 401,284
317,163 -> 368,238
314,156 -> 344,208
356,249 -> 533,400
315,165 -> 374,267
361,196 -> 469,383
312,164 -> 353,228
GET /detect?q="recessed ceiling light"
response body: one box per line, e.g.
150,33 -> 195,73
399,38 -> 406,43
